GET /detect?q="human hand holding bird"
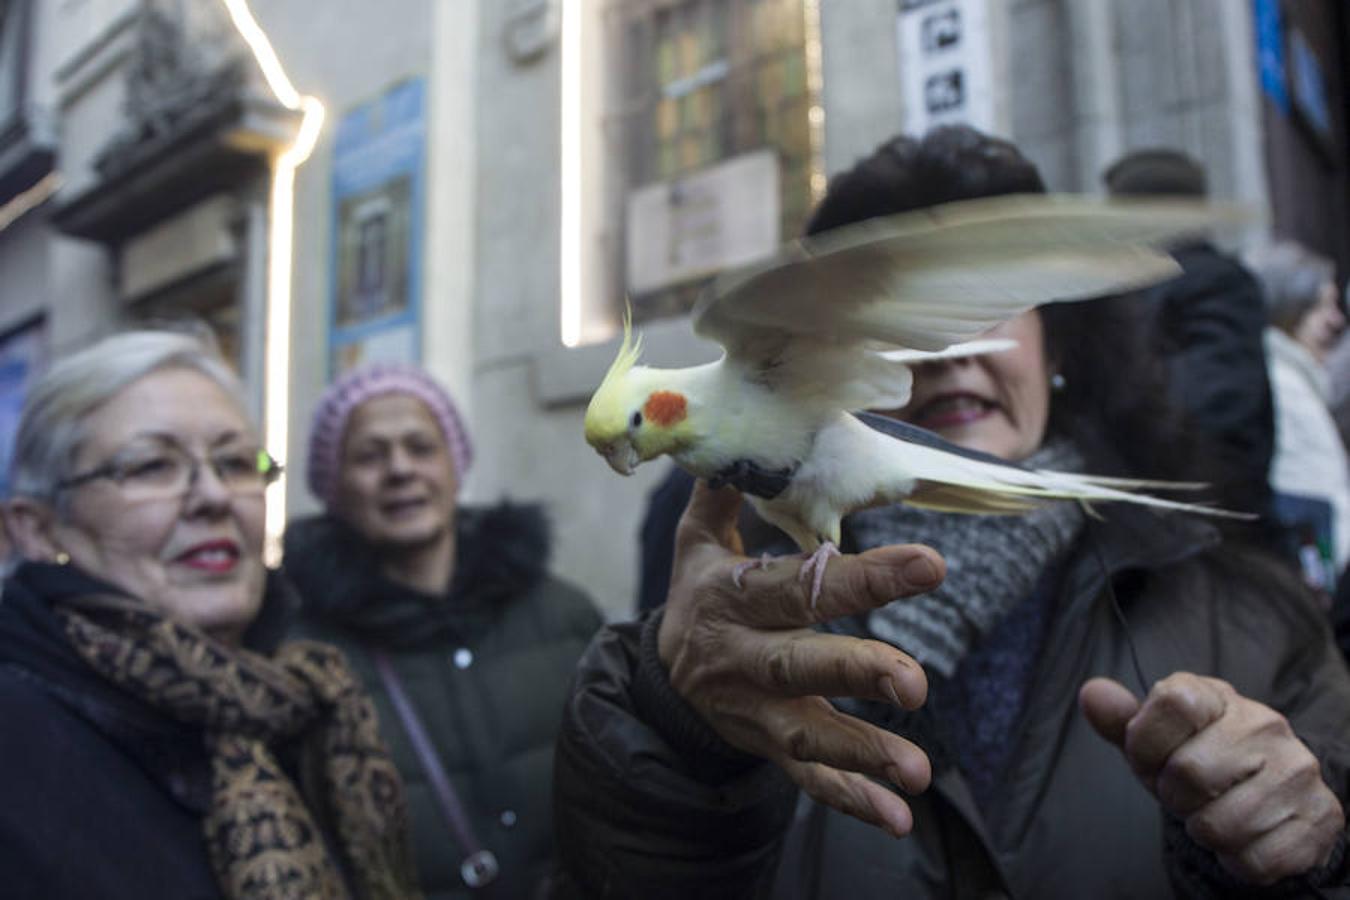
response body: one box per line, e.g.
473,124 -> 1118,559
658,481 -> 943,837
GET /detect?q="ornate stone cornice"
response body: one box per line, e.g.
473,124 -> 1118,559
53,3 -> 299,244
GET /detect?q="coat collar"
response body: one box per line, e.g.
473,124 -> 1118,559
283,502 -> 552,647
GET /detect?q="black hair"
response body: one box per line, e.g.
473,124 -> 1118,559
1041,297 -> 1269,536
1040,297 -> 1198,480
804,125 -> 1045,237
1102,148 -> 1208,198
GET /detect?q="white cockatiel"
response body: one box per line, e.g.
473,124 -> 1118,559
583,194 -> 1245,595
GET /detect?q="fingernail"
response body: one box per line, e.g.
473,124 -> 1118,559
885,764 -> 909,793
878,675 -> 904,707
902,555 -> 938,586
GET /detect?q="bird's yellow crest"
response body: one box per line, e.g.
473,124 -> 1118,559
583,310 -> 644,447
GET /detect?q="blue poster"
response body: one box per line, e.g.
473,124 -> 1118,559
1252,0 -> 1289,114
0,319 -> 47,495
329,78 -> 426,374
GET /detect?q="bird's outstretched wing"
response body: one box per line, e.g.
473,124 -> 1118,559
692,194 -> 1241,412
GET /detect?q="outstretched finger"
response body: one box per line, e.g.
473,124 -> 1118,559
781,759 -> 916,839
739,629 -> 926,710
759,696 -> 932,795
732,542 -> 945,631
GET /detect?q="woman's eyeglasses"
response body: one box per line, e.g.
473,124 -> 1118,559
56,438 -> 283,502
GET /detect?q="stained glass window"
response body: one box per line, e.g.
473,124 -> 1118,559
613,0 -> 818,322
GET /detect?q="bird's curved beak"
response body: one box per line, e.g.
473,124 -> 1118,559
600,440 -> 640,476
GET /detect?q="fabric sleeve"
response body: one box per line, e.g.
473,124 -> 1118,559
552,614 -> 799,899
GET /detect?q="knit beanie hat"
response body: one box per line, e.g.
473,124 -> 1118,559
306,363 -> 474,508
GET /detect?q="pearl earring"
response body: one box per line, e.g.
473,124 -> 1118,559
54,551 -> 70,565
1050,373 -> 1067,392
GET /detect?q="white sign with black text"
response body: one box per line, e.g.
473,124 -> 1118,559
896,0 -> 997,135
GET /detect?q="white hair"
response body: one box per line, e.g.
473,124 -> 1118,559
8,330 -> 250,506
1244,240 -> 1336,335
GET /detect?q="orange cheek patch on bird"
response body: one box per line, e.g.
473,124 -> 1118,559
644,391 -> 688,427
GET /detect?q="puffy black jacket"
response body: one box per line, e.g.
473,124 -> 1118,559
0,563 -> 304,900
286,503 -> 602,900
555,508 -> 1350,899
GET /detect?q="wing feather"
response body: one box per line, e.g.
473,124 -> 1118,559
694,194 -> 1243,361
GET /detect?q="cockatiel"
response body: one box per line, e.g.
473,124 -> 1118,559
584,194 -> 1244,596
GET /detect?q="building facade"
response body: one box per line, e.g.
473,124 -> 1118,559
0,0 -> 1345,618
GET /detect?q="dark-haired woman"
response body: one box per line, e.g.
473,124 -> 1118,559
554,128 -> 1350,899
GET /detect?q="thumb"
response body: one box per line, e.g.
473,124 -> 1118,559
675,480 -> 745,556
1079,677 -> 1141,748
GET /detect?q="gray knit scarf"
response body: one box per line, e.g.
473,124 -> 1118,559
859,439 -> 1086,677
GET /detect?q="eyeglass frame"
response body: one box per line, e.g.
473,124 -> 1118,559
54,437 -> 284,500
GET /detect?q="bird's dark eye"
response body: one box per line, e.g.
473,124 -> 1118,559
630,411 -> 643,429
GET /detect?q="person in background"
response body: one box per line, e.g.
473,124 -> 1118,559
1328,284 -> 1350,452
0,331 -> 418,899
554,128 -> 1350,899
1246,240 -> 1350,595
1102,148 -> 1277,525
285,363 -> 602,899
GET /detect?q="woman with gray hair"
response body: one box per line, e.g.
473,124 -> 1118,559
1247,240 -> 1349,588
0,330 -> 420,899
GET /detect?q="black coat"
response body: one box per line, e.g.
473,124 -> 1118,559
555,508 -> 1350,899
1145,242 -> 1276,519
0,563 -> 297,900
285,503 -> 602,900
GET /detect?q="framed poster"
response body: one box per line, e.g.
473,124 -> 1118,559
329,78 -> 426,374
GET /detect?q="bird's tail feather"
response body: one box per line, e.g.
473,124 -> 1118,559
903,482 -> 1045,515
1067,474 -> 1209,492
898,444 -> 1252,520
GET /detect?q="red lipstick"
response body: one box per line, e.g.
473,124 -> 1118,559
175,540 -> 240,574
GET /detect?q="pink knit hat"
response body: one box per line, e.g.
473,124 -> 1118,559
306,363 -> 474,507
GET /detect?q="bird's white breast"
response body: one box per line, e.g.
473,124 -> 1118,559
751,413 -> 919,546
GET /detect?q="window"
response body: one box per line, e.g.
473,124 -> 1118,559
562,0 -> 823,346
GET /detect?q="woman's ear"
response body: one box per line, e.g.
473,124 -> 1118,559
4,499 -> 62,562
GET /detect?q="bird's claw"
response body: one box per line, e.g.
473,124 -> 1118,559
797,542 -> 841,610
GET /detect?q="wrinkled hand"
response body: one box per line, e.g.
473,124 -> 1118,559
1081,674 -> 1344,885
658,481 -> 946,838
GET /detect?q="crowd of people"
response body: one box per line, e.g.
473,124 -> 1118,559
1,124 -> 1348,899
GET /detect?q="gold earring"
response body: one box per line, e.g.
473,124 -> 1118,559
53,551 -> 70,565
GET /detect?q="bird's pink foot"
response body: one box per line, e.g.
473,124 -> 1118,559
731,554 -> 775,589
797,542 -> 841,609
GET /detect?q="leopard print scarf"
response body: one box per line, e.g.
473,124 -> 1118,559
53,591 -> 420,900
